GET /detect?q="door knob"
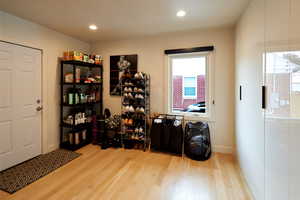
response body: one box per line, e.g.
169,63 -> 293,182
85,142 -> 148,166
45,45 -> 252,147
36,106 -> 43,111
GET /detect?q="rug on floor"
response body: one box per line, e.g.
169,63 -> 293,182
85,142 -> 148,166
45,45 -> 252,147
0,149 -> 81,194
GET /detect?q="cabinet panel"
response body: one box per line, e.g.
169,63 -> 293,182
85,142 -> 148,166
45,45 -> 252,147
235,0 -> 266,199
288,1 -> 300,199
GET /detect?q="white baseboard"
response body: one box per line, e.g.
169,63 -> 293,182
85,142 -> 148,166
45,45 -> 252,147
237,161 -> 256,200
47,144 -> 58,153
212,145 -> 235,154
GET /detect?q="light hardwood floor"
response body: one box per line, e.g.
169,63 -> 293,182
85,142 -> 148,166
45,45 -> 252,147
0,145 -> 252,200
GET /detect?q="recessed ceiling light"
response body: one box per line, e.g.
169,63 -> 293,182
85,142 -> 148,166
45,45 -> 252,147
176,10 -> 186,17
89,24 -> 98,30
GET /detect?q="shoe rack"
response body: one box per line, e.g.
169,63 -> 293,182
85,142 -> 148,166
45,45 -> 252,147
121,72 -> 150,151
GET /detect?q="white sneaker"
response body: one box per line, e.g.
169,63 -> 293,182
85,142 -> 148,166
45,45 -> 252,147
128,87 -> 132,92
139,127 -> 143,133
140,107 -> 145,113
124,87 -> 128,92
137,88 -> 144,93
139,94 -> 144,99
134,87 -> 138,92
129,106 -> 135,112
136,107 -> 140,112
134,73 -> 139,79
128,93 -> 133,99
124,93 -> 128,97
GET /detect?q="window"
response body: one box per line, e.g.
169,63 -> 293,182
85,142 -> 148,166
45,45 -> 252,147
265,50 -> 300,118
168,52 -> 210,116
183,77 -> 197,98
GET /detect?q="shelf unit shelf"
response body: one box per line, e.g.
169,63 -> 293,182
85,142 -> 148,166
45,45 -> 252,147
62,101 -> 101,107
61,60 -> 103,68
60,122 -> 92,129
60,60 -> 103,151
63,82 -> 102,86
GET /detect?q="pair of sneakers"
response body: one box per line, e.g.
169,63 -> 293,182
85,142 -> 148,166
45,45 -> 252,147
124,93 -> 133,99
136,107 -> 145,113
123,118 -> 133,125
124,105 -> 135,112
133,87 -> 144,93
134,127 -> 144,133
135,94 -> 144,99
131,133 -> 143,140
124,82 -> 133,86
134,72 -> 144,80
124,87 -> 132,92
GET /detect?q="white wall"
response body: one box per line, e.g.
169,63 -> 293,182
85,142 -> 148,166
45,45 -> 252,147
91,27 -> 236,153
0,11 -> 90,153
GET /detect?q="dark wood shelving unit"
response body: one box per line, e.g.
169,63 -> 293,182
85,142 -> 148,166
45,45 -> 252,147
60,60 -> 103,151
63,82 -> 101,86
62,101 -> 101,107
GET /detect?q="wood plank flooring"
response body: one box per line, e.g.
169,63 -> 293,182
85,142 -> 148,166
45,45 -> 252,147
0,145 -> 252,200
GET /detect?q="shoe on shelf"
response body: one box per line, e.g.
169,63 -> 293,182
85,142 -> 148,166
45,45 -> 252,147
134,87 -> 138,92
129,106 -> 135,112
136,107 -> 140,113
134,73 -> 139,79
139,127 -> 143,133
124,87 -> 128,92
137,88 -> 144,93
124,93 -> 128,97
139,72 -> 144,79
128,119 -> 133,125
128,93 -> 133,99
140,107 -> 145,113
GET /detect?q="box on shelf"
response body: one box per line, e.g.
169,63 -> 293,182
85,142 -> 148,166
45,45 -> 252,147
63,51 -> 83,61
62,51 -> 103,65
64,73 -> 73,83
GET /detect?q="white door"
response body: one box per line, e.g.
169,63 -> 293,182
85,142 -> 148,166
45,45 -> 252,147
0,41 -> 42,171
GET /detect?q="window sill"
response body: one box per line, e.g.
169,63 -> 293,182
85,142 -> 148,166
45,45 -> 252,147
169,112 -> 215,122
182,96 -> 197,100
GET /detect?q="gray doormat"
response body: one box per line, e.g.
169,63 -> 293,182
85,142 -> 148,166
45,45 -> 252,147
0,149 -> 80,194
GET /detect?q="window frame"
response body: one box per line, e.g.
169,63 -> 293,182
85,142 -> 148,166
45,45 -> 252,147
182,76 -> 197,99
165,51 -> 214,120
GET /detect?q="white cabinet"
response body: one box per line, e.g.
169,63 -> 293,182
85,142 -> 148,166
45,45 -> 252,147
236,0 -> 300,199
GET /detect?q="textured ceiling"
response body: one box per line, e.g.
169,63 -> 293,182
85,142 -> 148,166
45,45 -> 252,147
0,0 -> 250,43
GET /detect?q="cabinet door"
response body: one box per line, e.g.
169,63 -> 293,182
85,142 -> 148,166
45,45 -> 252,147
288,0 -> 300,199
235,0 -> 266,199
264,0 -> 290,199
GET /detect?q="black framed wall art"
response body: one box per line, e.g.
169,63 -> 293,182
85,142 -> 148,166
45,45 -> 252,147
110,54 -> 138,96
